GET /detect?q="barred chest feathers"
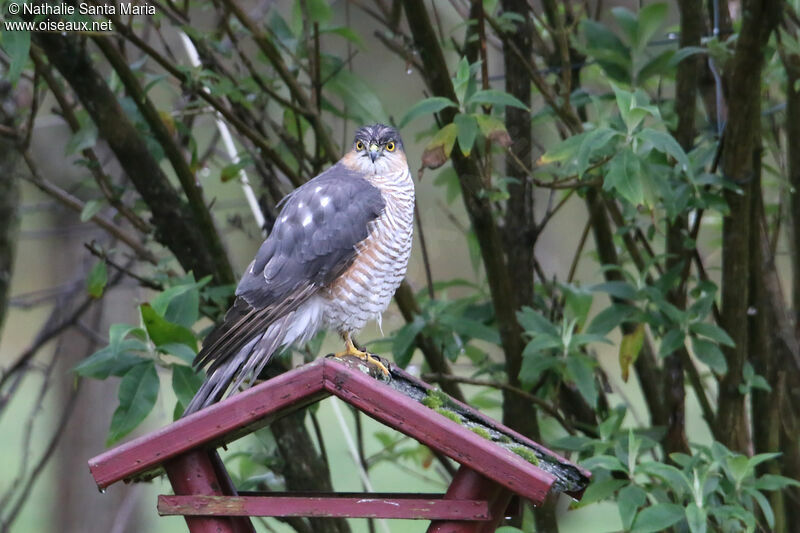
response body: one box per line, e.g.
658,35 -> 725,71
322,166 -> 415,334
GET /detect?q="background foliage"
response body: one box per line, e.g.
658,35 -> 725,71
1,0 -> 800,532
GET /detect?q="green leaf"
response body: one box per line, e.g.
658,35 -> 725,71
631,503 -> 685,533
159,342 -> 197,366
689,322 -> 735,347
86,260 -> 108,299
610,7 -> 638,47
578,478 -> 627,507
140,303 -> 197,351
539,131 -> 588,165
637,3 -> 668,49
80,199 -> 104,222
74,342 -> 147,379
107,362 -> 160,445
172,365 -> 204,417
220,161 -> 247,182
522,335 -> 562,357
581,20 -> 631,83
582,454 -> 627,473
453,57 -> 473,105
0,28 -> 30,84
589,281 -> 637,300
517,307 -> 559,336
392,318 -> 425,368
306,0 -> 332,24
466,89 -> 529,111
638,461 -> 689,493
152,279 -> 208,328
618,484 -> 647,529
454,113 -> 479,156
685,503 -> 707,533
519,351 -> 559,384
637,50 -> 674,85
619,323 -> 644,382
605,149 -> 644,205
746,452 -> 782,473
398,97 -> 458,128
566,354 -> 597,408
576,127 -> 620,177
585,304 -> 635,335
691,336 -> 727,374
637,128 -> 691,172
746,487 -> 774,529
108,323 -> 147,355
658,328 -> 685,358
754,474 -> 800,491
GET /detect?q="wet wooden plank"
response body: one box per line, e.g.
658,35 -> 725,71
158,495 -> 490,520
322,361 -> 557,505
89,362 -> 327,489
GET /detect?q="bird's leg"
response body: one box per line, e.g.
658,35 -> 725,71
334,332 -> 390,376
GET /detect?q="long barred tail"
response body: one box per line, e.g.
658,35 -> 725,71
181,313 -> 295,417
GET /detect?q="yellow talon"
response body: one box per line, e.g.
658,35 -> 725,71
334,333 -> 390,377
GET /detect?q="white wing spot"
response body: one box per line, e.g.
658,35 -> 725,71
302,214 -> 313,226
298,201 -> 304,208
320,196 -> 330,207
315,186 -> 322,193
281,215 -> 288,222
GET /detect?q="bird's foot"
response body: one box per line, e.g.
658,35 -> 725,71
334,338 -> 390,377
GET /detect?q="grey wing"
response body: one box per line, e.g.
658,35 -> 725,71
193,163 -> 385,373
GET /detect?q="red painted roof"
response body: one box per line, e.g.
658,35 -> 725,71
88,357 -> 590,505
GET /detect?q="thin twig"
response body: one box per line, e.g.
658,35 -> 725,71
567,217 -> 592,283
20,152 -> 159,265
84,242 -> 164,291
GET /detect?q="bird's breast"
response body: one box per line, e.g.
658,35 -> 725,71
323,167 -> 415,333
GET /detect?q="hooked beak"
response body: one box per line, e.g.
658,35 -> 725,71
368,143 -> 380,163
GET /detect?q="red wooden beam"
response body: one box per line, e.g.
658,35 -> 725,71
89,362 -> 327,489
164,451 -> 252,533
157,494 -> 491,520
323,362 -> 557,505
428,466 -> 508,533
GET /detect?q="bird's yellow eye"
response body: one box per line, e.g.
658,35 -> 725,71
356,141 -> 364,151
386,141 -> 396,152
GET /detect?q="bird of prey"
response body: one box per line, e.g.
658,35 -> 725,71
183,124 -> 414,415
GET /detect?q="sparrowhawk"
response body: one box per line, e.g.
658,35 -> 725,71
184,124 -> 414,415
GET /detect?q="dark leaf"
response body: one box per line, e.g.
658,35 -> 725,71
107,362 -> 160,445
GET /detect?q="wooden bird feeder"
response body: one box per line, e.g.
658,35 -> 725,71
89,356 -> 590,532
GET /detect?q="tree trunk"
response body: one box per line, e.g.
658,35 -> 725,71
0,82 -> 20,347
716,0 -> 781,452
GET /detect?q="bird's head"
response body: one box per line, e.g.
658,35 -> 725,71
346,124 -> 406,174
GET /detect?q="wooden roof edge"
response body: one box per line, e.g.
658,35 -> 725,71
322,360 -> 559,505
88,355 -> 589,502
88,361 -> 327,489
387,364 -> 592,495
